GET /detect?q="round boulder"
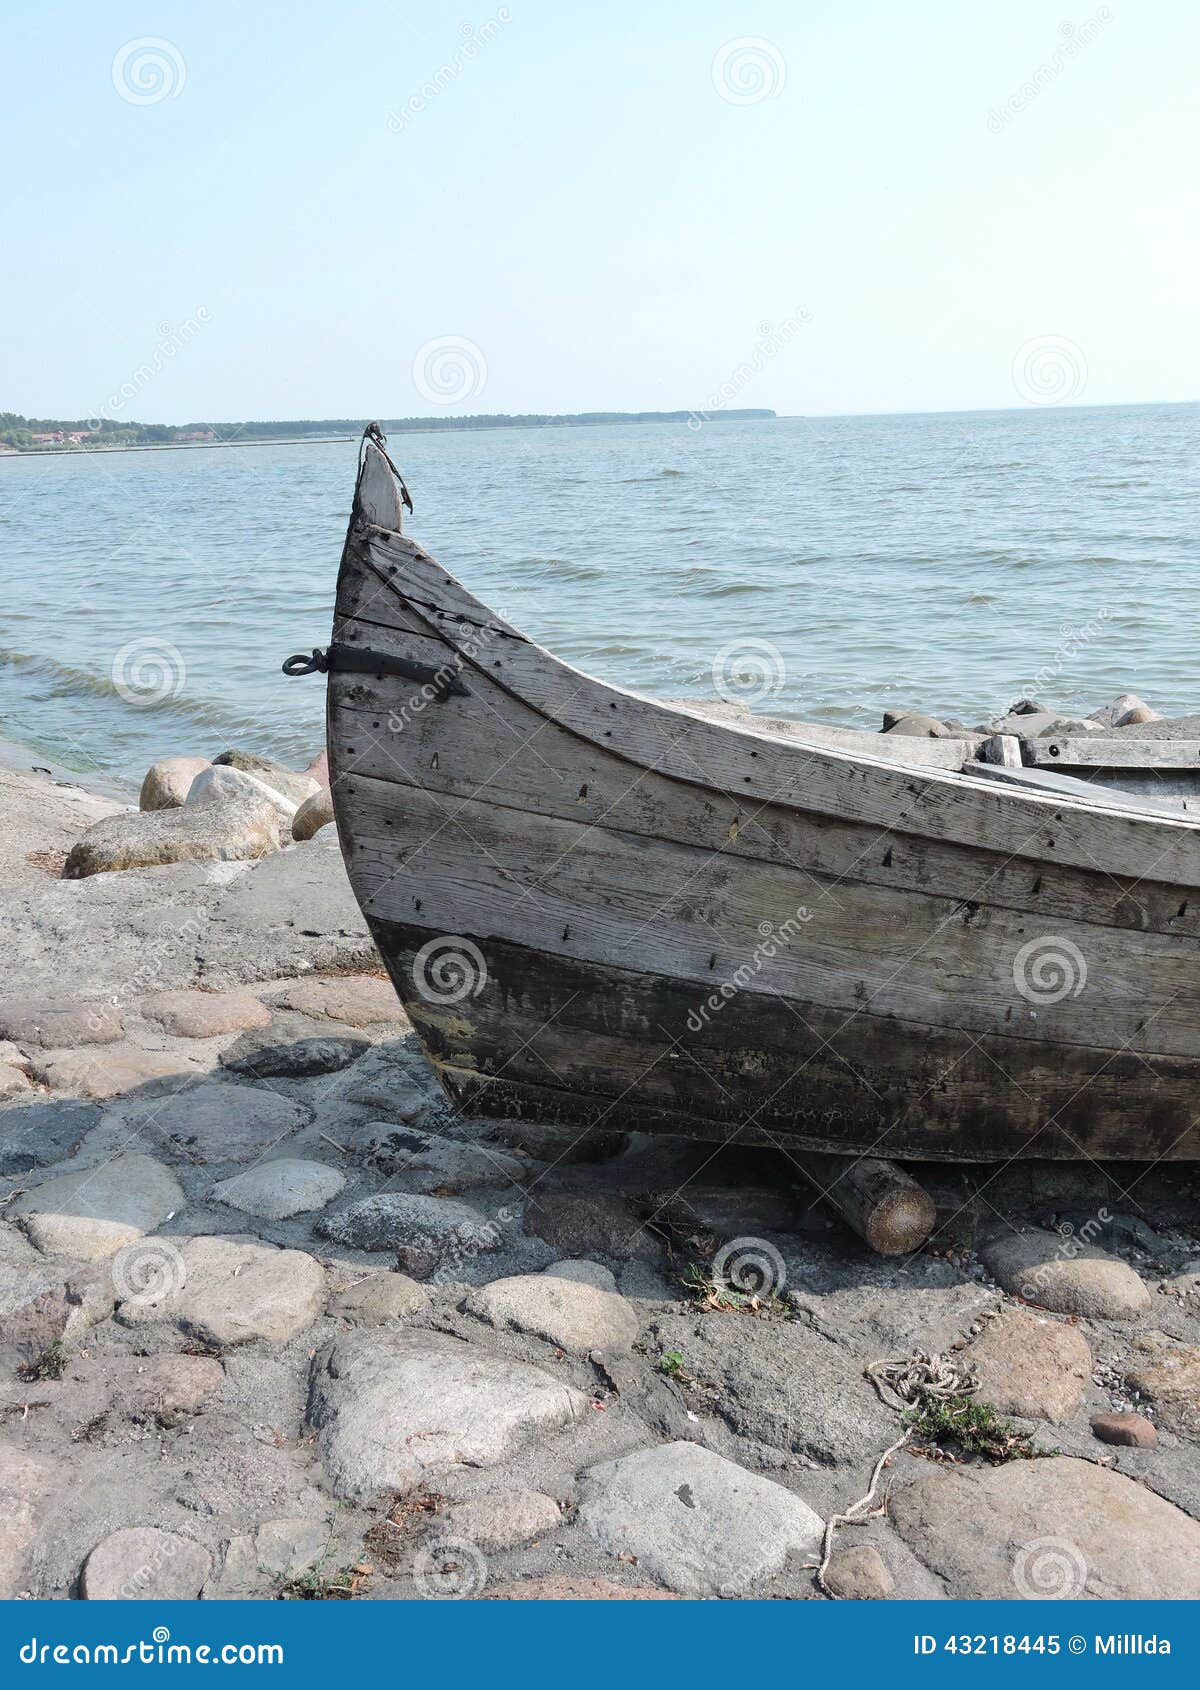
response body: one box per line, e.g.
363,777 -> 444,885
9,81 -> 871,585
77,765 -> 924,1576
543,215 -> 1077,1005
81,1527 -> 210,1599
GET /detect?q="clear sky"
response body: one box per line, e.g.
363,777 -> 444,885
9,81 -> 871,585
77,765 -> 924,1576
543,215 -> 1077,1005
3,1 -> 1197,420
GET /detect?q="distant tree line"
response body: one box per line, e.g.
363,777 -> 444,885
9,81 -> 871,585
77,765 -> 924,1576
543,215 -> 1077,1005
0,409 -> 775,452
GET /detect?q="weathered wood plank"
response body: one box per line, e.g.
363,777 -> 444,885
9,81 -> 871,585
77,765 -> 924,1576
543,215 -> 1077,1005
340,772 -> 1200,1059
329,611 -> 1200,941
979,733 -> 1022,767
368,920 -> 1200,1161
1028,739 -> 1200,769
334,587 -> 978,766
972,762 -> 1193,812
346,528 -> 1200,887
356,441 -> 408,531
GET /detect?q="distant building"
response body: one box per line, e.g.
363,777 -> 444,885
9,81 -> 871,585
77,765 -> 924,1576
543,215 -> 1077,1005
177,429 -> 215,442
32,431 -> 65,444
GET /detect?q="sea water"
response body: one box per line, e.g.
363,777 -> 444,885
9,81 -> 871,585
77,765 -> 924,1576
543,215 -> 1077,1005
1,403 -> 1196,786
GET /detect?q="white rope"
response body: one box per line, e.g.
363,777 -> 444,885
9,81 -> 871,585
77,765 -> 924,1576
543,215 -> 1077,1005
866,1348 -> 978,1411
814,1348 -> 979,1597
814,1428 -> 911,1597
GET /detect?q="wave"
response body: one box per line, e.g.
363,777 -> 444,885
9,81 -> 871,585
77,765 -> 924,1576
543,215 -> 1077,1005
0,648 -> 280,743
697,580 -> 768,598
507,557 -> 604,582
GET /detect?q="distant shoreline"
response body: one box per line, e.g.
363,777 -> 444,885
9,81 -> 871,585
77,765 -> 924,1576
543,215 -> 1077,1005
0,409 -> 776,457
0,435 -> 359,458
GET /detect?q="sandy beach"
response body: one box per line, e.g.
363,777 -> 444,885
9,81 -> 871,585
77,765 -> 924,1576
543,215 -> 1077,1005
0,740 -> 1197,1601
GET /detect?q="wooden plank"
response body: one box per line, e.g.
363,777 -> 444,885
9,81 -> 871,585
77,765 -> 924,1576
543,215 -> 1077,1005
344,527 -> 1200,888
328,616 -> 1200,945
368,920 -> 1200,1161
746,717 -> 982,770
1027,739 -> 1200,769
339,772 -> 1200,1059
979,733 -> 1022,767
356,441 -> 408,531
969,762 -> 1191,814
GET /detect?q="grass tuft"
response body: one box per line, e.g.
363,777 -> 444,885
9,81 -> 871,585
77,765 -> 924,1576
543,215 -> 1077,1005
906,1394 -> 1038,1462
18,1340 -> 67,1383
276,1565 -> 362,1601
680,1262 -> 789,1318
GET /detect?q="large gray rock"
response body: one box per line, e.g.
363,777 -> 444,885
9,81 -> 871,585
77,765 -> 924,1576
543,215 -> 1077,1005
318,1193 -> 499,1278
4,843 -> 370,1011
0,1442 -> 53,1597
14,1154 -> 183,1261
341,1045 -> 437,1117
356,1123 -> 525,1192
308,1329 -> 588,1500
187,763 -> 309,820
1035,718 -> 1106,737
278,975 -> 404,1027
980,1229 -> 1150,1318
210,750 -> 322,808
138,989 -> 271,1039
117,1236 -> 325,1345
1125,1331 -> 1200,1437
968,1309 -> 1091,1423
292,788 -> 334,841
119,1078 -> 311,1164
543,1259 -> 618,1292
220,1028 -> 369,1079
0,1098 -> 101,1174
643,1310 -> 895,1466
211,1158 -> 345,1220
139,756 -> 211,811
81,1527 -> 211,1600
193,841 -> 375,984
328,1271 -> 430,1325
444,1489 -> 561,1553
0,995 -> 123,1048
64,790 -> 290,877
984,709 -> 1100,738
881,712 -> 951,738
464,1273 -> 638,1356
578,1441 -> 823,1598
890,1456 -> 1200,1599
788,1271 -> 993,1359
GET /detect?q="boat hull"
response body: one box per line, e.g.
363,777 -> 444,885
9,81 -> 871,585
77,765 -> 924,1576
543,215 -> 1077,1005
327,442 -> 1200,1162
366,917 -> 1200,1162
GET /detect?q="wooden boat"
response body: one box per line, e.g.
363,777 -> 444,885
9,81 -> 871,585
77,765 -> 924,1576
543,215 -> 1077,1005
311,429 -> 1200,1166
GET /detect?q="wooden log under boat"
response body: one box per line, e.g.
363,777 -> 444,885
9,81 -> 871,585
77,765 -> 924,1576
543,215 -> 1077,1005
321,434 -> 1200,1164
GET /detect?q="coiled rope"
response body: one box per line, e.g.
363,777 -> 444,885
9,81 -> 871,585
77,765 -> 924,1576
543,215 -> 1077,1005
813,1348 -> 979,1597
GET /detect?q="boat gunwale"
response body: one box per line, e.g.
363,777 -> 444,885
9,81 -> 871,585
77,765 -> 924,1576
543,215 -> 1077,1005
351,515 -> 1200,837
